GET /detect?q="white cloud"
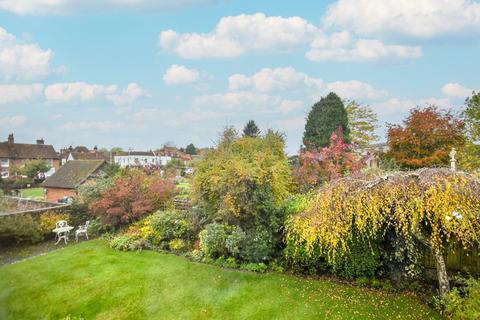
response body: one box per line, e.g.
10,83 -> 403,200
0,0 -> 218,15
326,80 -> 388,100
163,64 -> 200,85
45,82 -> 117,103
0,115 -> 26,126
107,83 -> 149,106
229,67 -> 323,93
371,97 -> 451,115
442,83 -> 474,98
228,67 -> 387,100
0,83 -> 43,104
193,91 -> 303,114
306,32 -> 422,62
159,13 -> 319,58
44,82 -> 148,106
0,27 -> 55,81
58,121 -> 125,132
323,0 -> 480,38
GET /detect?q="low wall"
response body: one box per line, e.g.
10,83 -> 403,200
0,196 -> 69,217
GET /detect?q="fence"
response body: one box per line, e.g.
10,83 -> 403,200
424,245 -> 480,275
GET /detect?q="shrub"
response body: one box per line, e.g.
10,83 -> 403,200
187,249 -> 204,262
199,223 -> 229,259
240,262 -> 268,273
0,214 -> 43,243
110,234 -> 151,251
169,238 -> 188,253
90,169 -> 174,227
240,227 -> 276,263
225,228 -> 246,258
39,212 -> 70,235
440,277 -> 480,320
147,210 -> 194,245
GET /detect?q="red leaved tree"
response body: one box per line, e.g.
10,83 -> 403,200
295,128 -> 364,190
90,169 -> 174,227
386,106 -> 464,169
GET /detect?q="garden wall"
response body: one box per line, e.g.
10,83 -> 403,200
0,196 -> 69,216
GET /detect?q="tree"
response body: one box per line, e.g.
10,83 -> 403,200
242,120 -> 260,138
295,128 -> 364,190
185,143 -> 197,155
345,100 -> 379,148
459,92 -> 480,172
287,169 -> 480,296
20,160 -> 50,179
218,126 -> 239,148
90,169 -> 174,227
386,106 -> 464,169
110,147 -> 123,154
303,92 -> 350,149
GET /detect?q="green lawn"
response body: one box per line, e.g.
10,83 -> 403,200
19,187 -> 44,200
0,240 -> 441,320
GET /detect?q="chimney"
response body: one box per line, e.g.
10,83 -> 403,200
36,138 -> 44,145
7,134 -> 14,147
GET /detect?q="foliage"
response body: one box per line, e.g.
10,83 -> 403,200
295,128 -> 364,189
240,226 -> 276,263
144,210 -> 194,246
193,130 -> 292,227
20,160 -> 50,179
199,223 -> 229,259
242,120 -> 261,138
90,169 -> 174,227
164,158 -> 185,178
438,276 -> 480,320
286,169 -> 480,290
185,143 -> 197,155
459,92 -> 480,172
303,92 -> 350,149
240,262 -> 268,273
39,212 -> 70,234
345,100 -> 379,148
386,106 -> 464,169
169,239 -> 188,252
110,234 -> 151,251
0,214 -> 43,243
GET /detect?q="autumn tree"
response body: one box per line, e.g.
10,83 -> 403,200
459,92 -> 480,171
242,120 -> 260,138
295,128 -> 363,190
90,169 -> 174,227
386,106 -> 464,169
345,100 -> 379,148
303,92 -> 350,149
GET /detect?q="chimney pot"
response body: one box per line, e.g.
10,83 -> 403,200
7,134 -> 14,147
36,138 -> 44,145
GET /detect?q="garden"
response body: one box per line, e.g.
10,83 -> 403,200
1,92 -> 480,319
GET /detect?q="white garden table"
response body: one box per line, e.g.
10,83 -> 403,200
52,226 -> 74,245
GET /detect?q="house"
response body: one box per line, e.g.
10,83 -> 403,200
42,160 -> 106,202
0,134 -> 60,179
357,143 -> 390,169
60,145 -> 109,164
113,150 -> 171,168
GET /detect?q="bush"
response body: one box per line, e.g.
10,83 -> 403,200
240,262 -> 268,273
225,228 -> 246,258
199,223 -> 229,259
186,249 -> 204,262
110,234 -> 151,251
240,227 -> 276,263
39,212 -> 70,235
0,214 -> 43,243
169,238 -> 188,253
439,277 -> 480,320
331,234 -> 382,280
147,210 -> 194,245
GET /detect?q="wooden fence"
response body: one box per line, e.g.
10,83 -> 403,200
424,245 -> 480,274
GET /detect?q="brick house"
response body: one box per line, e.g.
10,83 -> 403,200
42,160 -> 106,202
0,134 -> 60,179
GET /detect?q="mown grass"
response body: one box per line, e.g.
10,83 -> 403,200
19,187 -> 44,200
0,240 -> 441,319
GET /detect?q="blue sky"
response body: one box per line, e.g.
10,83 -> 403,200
0,0 -> 479,154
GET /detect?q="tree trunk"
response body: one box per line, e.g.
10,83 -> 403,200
433,247 -> 450,296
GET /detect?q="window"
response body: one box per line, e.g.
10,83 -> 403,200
0,158 -> 9,168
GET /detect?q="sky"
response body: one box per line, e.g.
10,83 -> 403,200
0,0 -> 479,154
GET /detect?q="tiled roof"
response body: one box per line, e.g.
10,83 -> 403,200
0,142 -> 59,159
42,160 -> 106,189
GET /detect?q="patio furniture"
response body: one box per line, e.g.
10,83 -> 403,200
75,220 -> 90,242
52,220 -> 74,245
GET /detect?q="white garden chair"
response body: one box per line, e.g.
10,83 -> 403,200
75,220 -> 90,242
53,220 -> 72,244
